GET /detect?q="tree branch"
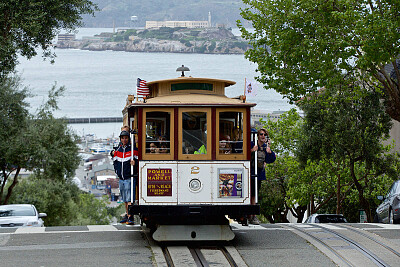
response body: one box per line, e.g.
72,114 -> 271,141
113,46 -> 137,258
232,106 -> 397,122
0,166 -> 10,204
368,0 -> 375,12
314,192 -> 335,213
4,167 -> 20,205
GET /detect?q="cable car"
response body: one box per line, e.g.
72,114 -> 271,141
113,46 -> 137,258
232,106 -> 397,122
124,66 -> 259,241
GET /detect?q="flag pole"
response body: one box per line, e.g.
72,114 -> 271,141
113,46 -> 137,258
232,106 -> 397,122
244,77 -> 247,96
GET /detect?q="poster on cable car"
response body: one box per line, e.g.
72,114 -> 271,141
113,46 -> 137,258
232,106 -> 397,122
147,168 -> 172,196
218,168 -> 243,197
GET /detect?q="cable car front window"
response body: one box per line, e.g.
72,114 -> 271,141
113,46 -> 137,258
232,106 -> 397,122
182,112 -> 207,154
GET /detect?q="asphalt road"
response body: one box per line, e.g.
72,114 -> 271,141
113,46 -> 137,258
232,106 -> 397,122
2,223 -> 400,267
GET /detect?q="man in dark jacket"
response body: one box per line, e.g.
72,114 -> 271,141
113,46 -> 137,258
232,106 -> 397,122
249,128 -> 276,224
113,130 -> 137,224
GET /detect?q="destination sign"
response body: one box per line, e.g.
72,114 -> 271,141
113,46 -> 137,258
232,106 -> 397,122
147,168 -> 172,196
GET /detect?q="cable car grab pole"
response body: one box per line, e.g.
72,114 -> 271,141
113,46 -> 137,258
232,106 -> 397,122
255,133 -> 258,204
131,130 -> 134,206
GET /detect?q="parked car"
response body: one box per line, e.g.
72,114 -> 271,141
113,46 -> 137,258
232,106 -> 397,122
375,180 -> 400,224
304,214 -> 348,223
0,204 -> 47,228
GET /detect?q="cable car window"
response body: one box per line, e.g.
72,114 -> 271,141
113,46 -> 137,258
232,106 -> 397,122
171,83 -> 213,91
182,112 -> 207,154
219,112 -> 243,154
145,111 -> 171,154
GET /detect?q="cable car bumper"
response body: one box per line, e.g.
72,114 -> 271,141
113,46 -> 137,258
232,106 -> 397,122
129,204 -> 260,217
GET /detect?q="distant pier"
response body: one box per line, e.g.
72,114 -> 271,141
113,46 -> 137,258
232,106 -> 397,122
65,111 -> 283,124
66,117 -> 123,124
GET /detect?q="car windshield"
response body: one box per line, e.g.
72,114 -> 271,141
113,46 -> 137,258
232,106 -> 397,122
315,215 -> 347,223
0,206 -> 36,217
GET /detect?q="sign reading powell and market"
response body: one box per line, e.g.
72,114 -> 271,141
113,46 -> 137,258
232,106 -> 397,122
147,168 -> 172,196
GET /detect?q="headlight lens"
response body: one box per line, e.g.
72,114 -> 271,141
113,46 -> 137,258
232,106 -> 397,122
189,179 -> 201,192
26,221 -> 39,226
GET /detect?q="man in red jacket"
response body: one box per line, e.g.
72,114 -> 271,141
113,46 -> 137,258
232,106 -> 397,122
113,130 -> 137,224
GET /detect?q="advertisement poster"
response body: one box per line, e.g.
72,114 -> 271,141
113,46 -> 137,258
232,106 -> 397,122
218,168 -> 243,197
147,168 -> 172,196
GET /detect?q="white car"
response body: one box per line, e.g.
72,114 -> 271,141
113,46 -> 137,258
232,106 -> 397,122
0,204 -> 47,228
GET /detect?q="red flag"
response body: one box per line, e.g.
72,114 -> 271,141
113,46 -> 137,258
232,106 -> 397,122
137,78 -> 149,97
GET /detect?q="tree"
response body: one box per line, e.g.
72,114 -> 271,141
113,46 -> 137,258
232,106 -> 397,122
289,157 -> 356,218
9,176 -> 112,226
297,85 -> 398,222
0,0 -> 98,77
0,75 -> 80,205
238,0 -> 400,122
0,75 -> 31,204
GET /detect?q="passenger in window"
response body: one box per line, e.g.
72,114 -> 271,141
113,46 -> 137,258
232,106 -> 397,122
159,144 -> 168,153
232,128 -> 243,154
149,142 -> 159,153
194,144 -> 207,154
219,135 -> 232,154
158,136 -> 169,154
183,140 -> 195,154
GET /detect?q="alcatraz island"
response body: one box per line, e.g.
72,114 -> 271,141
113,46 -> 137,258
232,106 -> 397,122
56,25 -> 250,54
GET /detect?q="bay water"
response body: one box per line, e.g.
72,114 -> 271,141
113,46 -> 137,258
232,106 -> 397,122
16,28 -> 293,138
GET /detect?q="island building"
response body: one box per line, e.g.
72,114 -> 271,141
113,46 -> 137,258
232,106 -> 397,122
57,34 -> 76,42
146,20 -> 209,29
146,11 -> 212,29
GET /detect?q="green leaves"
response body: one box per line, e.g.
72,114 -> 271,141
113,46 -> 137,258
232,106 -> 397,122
255,86 -> 399,222
0,0 -> 98,77
0,75 -> 80,204
238,0 -> 400,121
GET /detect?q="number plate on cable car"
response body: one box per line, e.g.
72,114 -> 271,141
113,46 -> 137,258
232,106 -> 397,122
147,168 -> 172,196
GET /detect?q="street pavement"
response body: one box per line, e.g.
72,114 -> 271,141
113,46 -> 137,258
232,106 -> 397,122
2,223 -> 400,266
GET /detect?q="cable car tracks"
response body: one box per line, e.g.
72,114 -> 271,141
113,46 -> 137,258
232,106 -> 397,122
161,245 -> 242,267
284,224 -> 400,267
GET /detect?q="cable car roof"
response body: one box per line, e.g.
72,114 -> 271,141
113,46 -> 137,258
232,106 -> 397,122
147,77 -> 236,88
128,94 -> 256,107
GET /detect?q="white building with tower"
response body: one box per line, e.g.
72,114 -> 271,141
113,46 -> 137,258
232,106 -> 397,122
146,12 -> 212,29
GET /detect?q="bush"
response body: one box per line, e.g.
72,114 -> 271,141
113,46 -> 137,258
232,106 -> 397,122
8,175 -> 113,226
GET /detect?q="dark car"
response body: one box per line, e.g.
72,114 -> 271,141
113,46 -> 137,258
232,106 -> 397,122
304,214 -> 348,223
375,180 -> 400,224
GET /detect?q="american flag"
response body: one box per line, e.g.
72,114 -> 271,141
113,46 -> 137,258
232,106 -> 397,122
137,78 -> 150,97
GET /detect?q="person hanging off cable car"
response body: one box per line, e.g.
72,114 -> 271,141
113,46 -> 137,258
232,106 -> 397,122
249,128 -> 276,224
113,130 -> 138,225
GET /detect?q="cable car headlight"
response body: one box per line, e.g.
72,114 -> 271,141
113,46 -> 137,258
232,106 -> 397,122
189,179 -> 202,192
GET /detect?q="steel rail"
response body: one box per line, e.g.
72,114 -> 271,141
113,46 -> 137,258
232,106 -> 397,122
162,245 -> 239,267
283,224 -> 353,267
312,225 -> 390,267
161,246 -> 175,267
189,247 -> 209,267
192,246 -> 239,267
219,246 -> 239,267
339,224 -> 400,258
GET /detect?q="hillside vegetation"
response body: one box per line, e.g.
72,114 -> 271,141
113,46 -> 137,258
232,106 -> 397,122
82,0 -> 247,28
